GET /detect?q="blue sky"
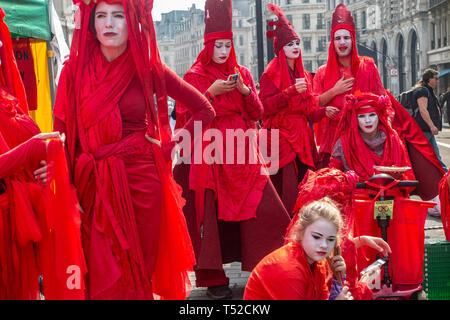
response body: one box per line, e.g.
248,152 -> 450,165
152,0 -> 206,21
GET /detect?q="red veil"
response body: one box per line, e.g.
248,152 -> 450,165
334,92 -> 414,182
57,0 -> 195,299
0,8 -> 29,114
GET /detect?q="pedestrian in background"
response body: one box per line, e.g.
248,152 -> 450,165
413,68 -> 447,173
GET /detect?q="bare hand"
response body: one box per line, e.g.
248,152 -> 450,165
328,254 -> 346,276
325,106 -> 340,119
33,160 -> 50,186
208,79 -> 237,96
358,236 -> 392,256
234,67 -> 251,96
294,81 -> 307,94
431,125 -> 439,135
336,286 -> 354,300
333,76 -> 354,95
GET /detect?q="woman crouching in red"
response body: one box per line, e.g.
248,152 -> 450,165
244,198 -> 352,300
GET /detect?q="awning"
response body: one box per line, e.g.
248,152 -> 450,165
0,0 -> 51,40
439,69 -> 450,78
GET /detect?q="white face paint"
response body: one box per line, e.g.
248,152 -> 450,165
212,39 -> 232,64
333,28 -> 352,58
94,2 -> 129,52
299,218 -> 337,264
283,39 -> 301,60
357,111 -> 379,137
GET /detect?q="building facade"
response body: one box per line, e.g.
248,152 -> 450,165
324,0 -> 449,96
53,0 -> 76,46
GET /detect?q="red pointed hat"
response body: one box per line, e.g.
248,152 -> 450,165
266,3 -> 299,55
204,0 -> 233,43
331,3 -> 355,32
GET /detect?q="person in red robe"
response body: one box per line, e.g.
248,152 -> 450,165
330,92 -> 415,182
258,4 -> 337,215
173,0 -> 290,300
0,7 -> 85,300
53,0 -> 215,300
244,198 -> 352,300
314,3 -> 444,204
285,167 -> 391,300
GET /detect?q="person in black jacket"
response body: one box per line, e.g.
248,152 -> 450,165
413,68 -> 447,173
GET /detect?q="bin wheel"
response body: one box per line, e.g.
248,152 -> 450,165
409,290 -> 427,300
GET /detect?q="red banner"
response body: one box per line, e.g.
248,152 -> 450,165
12,38 -> 37,111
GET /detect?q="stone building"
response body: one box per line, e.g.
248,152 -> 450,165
324,0 -> 449,96
53,0 -> 76,46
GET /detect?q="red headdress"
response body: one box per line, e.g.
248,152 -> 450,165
265,4 -> 307,92
285,168 -> 359,241
323,4 -> 360,94
195,0 -> 243,81
0,7 -> 29,114
335,92 -> 413,181
266,3 -> 300,55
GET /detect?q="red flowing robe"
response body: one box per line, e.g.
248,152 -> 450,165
314,57 -> 444,200
183,63 -> 267,223
439,171 -> 450,241
314,57 -> 384,159
54,45 -> 214,300
259,52 -> 324,171
0,88 -> 43,299
244,241 -> 329,300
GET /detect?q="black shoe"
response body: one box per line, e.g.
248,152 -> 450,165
206,285 -> 233,300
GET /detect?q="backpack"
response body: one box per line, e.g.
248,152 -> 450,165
399,89 -> 419,118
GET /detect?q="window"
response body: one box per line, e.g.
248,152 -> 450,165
317,36 -> 327,52
304,60 -> 313,72
303,14 -> 310,30
317,13 -> 325,29
239,35 -> 244,47
303,37 -> 312,53
302,0 -> 310,3
361,10 -> 367,31
431,22 -> 436,50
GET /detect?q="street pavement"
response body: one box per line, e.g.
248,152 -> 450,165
187,127 -> 450,300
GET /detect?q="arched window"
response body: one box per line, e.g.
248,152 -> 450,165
382,38 -> 388,87
398,34 -> 405,93
410,30 -> 419,87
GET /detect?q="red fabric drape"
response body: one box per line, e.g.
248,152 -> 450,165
244,241 -> 329,300
55,0 -> 198,300
260,50 -> 319,169
0,8 -> 29,114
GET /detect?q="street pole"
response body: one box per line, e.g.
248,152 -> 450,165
255,0 -> 264,81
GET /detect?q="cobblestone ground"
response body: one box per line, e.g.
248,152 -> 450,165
186,214 -> 446,300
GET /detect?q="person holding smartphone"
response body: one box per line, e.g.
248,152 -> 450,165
244,198 -> 352,300
258,4 -> 330,215
173,0 -> 290,300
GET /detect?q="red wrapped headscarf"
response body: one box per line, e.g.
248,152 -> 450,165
335,92 -> 414,181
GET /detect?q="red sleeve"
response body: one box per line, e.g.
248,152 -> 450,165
259,73 -> 295,117
245,262 -> 312,300
240,67 -> 263,121
0,137 -> 46,178
163,65 -> 215,138
313,65 -> 326,95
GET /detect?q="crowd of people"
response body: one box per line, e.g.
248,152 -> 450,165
0,0 -> 448,301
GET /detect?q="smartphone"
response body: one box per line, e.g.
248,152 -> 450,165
227,74 -> 239,82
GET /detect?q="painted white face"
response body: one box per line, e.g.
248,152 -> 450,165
94,2 -> 129,51
333,28 -> 352,58
357,111 -> 379,136
212,39 -> 232,64
300,218 -> 337,264
283,39 -> 301,60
